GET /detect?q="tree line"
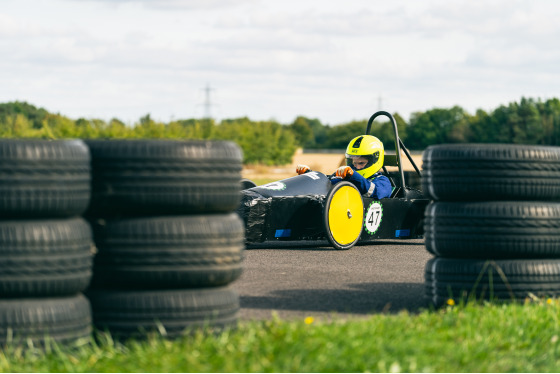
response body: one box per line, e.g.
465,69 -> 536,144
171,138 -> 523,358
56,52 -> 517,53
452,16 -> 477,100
1,97 -> 559,165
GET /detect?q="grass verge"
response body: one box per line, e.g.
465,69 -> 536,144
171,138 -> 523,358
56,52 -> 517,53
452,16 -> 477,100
1,299 -> 559,372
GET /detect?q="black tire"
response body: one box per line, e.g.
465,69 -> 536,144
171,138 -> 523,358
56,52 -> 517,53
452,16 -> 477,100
425,258 -> 560,307
85,139 -> 243,216
422,143 -> 560,201
90,214 -> 244,289
0,139 -> 90,217
425,201 -> 560,259
88,287 -> 239,339
0,294 -> 92,346
0,218 -> 93,297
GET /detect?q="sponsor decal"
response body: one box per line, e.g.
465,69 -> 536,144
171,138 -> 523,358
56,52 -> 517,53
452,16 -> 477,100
303,171 -> 321,180
261,181 -> 286,191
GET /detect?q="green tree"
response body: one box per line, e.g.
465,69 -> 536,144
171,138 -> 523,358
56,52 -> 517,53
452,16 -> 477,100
307,117 -> 328,148
538,98 -> 560,145
515,97 -> 542,144
216,117 -> 297,164
171,118 -> 215,139
132,114 -> 166,138
6,97 -> 560,163
288,116 -> 326,148
75,118 -> 107,138
288,116 -> 313,147
0,101 -> 49,129
406,106 -> 470,149
405,111 -> 440,149
0,114 -> 38,137
165,120 -> 189,139
324,120 -> 366,149
493,104 -> 519,143
102,118 -> 130,138
467,109 -> 495,143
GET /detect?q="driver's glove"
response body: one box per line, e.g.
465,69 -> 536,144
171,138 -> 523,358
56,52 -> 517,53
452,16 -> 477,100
335,166 -> 354,179
296,164 -> 310,175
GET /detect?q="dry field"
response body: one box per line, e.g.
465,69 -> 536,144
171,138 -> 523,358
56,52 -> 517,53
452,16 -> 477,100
242,148 -> 424,181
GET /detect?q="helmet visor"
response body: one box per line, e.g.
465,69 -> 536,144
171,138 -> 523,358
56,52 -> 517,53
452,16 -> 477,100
345,152 -> 379,171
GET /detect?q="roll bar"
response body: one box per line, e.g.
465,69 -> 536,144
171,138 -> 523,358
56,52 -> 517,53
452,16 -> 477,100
366,111 -> 422,189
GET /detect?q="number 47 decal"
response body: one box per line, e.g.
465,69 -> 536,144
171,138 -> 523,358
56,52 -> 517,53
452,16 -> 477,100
364,201 -> 383,234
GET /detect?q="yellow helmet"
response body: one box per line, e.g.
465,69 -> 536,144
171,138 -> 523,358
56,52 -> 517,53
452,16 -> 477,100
345,135 -> 384,178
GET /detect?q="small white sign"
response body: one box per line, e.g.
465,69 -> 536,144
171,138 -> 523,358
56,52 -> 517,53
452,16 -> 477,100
365,201 -> 383,234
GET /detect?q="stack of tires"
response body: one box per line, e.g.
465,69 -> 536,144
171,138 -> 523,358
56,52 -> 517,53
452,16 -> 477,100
0,140 -> 93,346
84,139 -> 245,340
422,144 -> 560,307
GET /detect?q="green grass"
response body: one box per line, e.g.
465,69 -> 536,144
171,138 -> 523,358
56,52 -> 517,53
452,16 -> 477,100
1,299 -> 560,372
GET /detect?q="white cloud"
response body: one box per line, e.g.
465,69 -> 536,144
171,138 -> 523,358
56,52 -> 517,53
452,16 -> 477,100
1,0 -> 559,125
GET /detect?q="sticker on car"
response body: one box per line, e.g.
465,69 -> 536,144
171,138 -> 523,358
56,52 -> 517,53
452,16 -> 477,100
303,171 -> 321,180
364,201 -> 383,234
260,182 -> 287,191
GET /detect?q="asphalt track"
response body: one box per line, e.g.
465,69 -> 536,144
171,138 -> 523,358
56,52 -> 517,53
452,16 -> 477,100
231,239 -> 433,321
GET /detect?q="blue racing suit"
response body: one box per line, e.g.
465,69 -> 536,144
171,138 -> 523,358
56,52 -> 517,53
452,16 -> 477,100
331,171 -> 392,199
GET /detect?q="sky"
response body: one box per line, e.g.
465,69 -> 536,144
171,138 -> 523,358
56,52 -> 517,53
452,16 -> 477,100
1,0 -> 559,126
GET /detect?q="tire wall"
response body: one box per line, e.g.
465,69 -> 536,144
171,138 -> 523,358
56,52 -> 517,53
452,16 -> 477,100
0,138 -> 245,346
0,140 -> 93,346
84,139 -> 244,339
422,143 -> 560,307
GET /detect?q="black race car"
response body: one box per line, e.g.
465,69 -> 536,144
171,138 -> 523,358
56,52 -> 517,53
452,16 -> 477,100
237,111 -> 429,250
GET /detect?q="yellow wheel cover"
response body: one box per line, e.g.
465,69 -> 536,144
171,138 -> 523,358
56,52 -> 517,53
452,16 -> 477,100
328,185 -> 363,245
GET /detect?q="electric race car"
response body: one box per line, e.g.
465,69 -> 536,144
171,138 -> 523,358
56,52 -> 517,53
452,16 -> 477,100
237,111 -> 429,250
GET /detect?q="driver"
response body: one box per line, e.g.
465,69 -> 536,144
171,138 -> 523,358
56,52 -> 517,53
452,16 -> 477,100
296,135 -> 392,199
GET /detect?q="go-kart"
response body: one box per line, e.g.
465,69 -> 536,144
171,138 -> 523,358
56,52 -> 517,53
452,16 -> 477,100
237,111 -> 429,250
